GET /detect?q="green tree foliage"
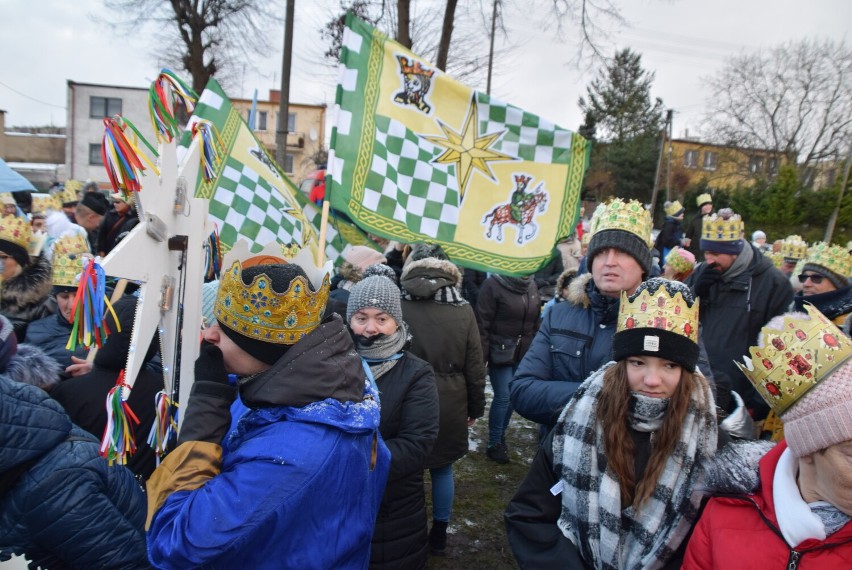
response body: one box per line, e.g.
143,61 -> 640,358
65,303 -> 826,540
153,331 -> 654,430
578,49 -> 664,202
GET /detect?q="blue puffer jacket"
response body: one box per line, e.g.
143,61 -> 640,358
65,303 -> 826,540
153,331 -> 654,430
24,313 -> 88,373
0,376 -> 149,569
510,273 -> 618,429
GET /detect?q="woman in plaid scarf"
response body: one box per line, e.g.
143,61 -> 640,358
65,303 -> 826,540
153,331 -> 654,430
506,278 -> 719,569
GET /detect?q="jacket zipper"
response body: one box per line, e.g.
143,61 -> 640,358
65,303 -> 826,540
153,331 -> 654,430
786,549 -> 800,570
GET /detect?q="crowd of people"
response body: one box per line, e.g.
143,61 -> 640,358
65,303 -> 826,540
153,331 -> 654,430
1,183 -> 852,569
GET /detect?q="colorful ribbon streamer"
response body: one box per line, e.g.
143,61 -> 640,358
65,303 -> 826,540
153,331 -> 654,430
102,116 -> 159,195
192,119 -> 224,182
204,226 -> 223,281
149,68 -> 198,142
100,370 -> 140,466
67,257 -> 121,351
147,390 -> 179,463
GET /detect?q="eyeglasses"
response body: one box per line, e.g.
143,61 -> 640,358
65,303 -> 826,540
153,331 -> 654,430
798,273 -> 825,285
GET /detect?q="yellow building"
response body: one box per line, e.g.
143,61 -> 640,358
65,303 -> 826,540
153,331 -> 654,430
665,138 -> 787,192
230,90 -> 327,184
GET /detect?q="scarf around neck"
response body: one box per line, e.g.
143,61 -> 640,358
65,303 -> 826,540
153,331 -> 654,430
552,362 -> 718,570
353,322 -> 409,380
495,274 -> 531,294
721,242 -> 753,283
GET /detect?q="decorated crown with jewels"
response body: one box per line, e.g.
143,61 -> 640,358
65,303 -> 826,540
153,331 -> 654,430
53,182 -> 79,205
0,214 -> 32,250
214,240 -> 332,346
617,278 -> 699,343
589,198 -> 653,247
701,209 -> 743,242
51,234 -> 92,287
31,193 -> 60,215
780,235 -> 808,262
736,305 -> 852,416
805,241 -> 852,279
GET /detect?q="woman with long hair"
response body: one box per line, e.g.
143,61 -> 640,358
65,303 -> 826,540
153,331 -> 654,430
506,278 -> 719,569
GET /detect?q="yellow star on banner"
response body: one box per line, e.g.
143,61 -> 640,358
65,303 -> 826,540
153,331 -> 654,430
423,96 -> 513,199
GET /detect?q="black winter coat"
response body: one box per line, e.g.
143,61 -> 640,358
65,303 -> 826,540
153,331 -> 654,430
24,313 -> 88,376
96,207 -> 139,256
370,352 -> 439,570
476,276 -> 541,367
0,376 -> 149,569
686,244 -> 793,415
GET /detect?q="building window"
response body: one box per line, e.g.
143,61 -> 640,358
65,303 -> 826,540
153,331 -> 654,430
89,143 -> 104,165
749,156 -> 764,175
702,151 -> 718,171
258,111 -> 268,131
277,112 -> 297,132
90,96 -> 122,118
767,157 -> 778,176
684,150 -> 698,168
284,154 -> 294,173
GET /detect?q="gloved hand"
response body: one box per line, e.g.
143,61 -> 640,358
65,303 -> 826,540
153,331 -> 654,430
693,263 -> 723,299
719,391 -> 756,440
178,341 -> 237,445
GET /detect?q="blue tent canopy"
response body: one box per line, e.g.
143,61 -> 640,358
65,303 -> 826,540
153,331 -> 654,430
0,158 -> 36,193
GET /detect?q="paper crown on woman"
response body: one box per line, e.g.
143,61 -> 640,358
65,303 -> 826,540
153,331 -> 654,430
214,240 -> 332,352
613,277 -> 700,372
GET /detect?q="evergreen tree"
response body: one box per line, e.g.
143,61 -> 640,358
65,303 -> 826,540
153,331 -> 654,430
578,49 -> 664,202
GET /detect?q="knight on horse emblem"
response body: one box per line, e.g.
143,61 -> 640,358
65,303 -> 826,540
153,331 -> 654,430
483,174 -> 548,244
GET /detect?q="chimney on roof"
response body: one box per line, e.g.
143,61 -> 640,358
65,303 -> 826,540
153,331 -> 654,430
269,90 -> 280,104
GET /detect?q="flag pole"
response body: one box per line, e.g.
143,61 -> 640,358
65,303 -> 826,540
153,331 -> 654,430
316,199 -> 331,267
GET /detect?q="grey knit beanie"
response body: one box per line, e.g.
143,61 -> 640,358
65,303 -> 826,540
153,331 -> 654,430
586,229 -> 653,277
802,263 -> 849,291
346,275 -> 404,326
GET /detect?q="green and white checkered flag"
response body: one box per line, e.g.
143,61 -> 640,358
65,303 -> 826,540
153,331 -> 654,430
329,15 -> 590,276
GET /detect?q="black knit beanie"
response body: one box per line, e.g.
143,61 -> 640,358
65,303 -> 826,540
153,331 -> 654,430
586,229 -> 653,277
217,264 -> 314,365
611,278 -> 699,372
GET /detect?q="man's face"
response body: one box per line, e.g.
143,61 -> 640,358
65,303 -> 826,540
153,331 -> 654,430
591,247 -> 643,298
703,251 -> 737,273
202,322 -> 270,376
56,291 -> 76,321
801,271 -> 837,296
802,440 -> 852,517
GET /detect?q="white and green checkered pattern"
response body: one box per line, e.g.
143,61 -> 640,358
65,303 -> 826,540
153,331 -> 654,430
362,115 -> 459,240
476,92 -> 574,164
208,156 -> 305,249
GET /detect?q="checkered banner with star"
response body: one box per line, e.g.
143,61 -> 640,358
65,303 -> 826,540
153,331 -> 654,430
329,15 -> 591,275
181,78 -> 379,263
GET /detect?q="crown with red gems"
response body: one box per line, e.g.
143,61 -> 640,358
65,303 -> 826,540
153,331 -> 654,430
736,305 -> 852,415
214,240 -> 332,346
31,193 -> 61,215
618,277 -> 699,343
397,56 -> 435,78
51,234 -> 92,287
0,214 -> 32,251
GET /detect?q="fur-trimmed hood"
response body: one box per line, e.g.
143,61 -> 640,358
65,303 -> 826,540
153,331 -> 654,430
336,261 -> 363,285
700,439 -> 775,495
5,343 -> 62,391
555,268 -> 578,299
0,254 -> 52,312
565,272 -> 594,307
400,257 -> 463,298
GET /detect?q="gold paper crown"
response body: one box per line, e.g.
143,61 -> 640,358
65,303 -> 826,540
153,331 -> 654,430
51,234 -> 92,287
696,193 -> 712,207
766,251 -> 785,269
618,280 -> 699,343
737,305 -> 852,415
664,200 -> 684,217
31,193 -> 60,215
397,56 -> 435,78
804,242 -> 852,279
53,183 -> 79,205
0,214 -> 32,250
589,198 -> 653,247
214,241 -> 332,346
701,210 -> 743,242
780,235 -> 808,262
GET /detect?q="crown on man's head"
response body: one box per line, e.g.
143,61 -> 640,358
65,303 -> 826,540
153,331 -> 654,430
805,242 -> 852,279
780,235 -> 808,262
397,56 -> 435,78
0,215 -> 32,250
737,305 -> 852,416
618,278 -> 699,343
701,208 -> 743,242
214,241 -> 332,346
31,193 -> 61,215
51,234 -> 91,288
588,198 -> 652,246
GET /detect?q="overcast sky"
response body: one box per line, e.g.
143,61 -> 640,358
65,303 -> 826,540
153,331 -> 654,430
0,0 -> 849,141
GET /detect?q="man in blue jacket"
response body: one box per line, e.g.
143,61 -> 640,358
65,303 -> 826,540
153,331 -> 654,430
146,246 -> 390,569
510,199 -> 652,431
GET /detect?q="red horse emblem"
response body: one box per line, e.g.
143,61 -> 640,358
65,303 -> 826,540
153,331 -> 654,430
482,187 -> 548,244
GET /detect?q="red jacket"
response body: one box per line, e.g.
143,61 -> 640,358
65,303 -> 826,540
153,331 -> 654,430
683,441 -> 852,569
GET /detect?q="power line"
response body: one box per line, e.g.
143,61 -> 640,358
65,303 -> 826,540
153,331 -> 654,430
0,80 -> 65,110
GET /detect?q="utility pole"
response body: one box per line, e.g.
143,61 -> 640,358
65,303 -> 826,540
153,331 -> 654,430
276,0 -> 295,170
665,109 -> 673,201
486,0 -> 499,95
649,110 -> 672,218
825,147 -> 852,243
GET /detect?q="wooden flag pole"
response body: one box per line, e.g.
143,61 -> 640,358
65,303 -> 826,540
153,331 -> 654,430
316,199 -> 331,267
